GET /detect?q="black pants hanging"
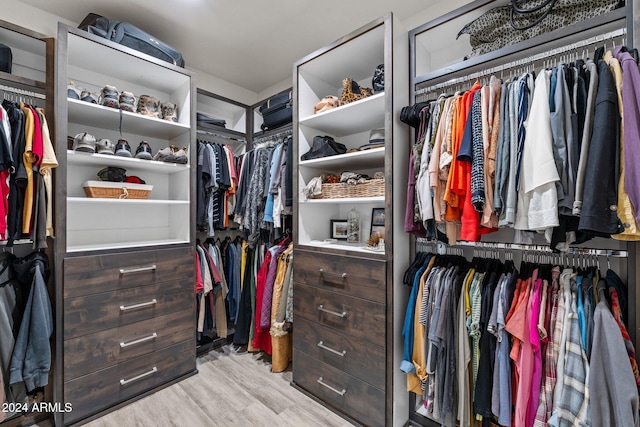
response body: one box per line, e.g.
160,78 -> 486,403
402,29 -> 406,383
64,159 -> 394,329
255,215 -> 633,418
233,247 -> 254,346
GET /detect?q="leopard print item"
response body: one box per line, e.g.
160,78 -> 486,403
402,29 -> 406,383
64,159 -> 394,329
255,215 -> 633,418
340,78 -> 373,104
457,0 -> 622,57
136,95 -> 160,119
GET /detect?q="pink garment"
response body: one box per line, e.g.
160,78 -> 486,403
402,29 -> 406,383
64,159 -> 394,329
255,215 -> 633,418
506,270 -> 537,427
527,278 -> 543,426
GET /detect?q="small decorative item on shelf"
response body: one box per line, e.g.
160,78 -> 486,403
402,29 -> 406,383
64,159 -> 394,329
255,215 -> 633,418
347,207 -> 361,243
370,207 -> 385,241
330,219 -> 349,240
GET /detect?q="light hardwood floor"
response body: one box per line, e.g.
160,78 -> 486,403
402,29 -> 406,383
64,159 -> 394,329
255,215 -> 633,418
78,345 -> 354,427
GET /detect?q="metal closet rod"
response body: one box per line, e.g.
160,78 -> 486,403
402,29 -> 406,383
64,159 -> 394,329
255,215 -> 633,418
253,128 -> 293,145
196,129 -> 247,144
0,84 -> 46,100
416,238 -> 628,258
416,27 -> 627,96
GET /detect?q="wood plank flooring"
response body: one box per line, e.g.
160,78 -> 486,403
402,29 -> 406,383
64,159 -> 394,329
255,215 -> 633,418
78,345 -> 354,427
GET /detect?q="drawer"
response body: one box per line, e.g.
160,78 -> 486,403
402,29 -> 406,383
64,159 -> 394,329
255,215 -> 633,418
64,309 -> 195,380
293,317 -> 385,390
294,282 -> 385,347
294,249 -> 386,303
64,340 -> 195,425
64,278 -> 192,339
293,349 -> 384,427
64,246 -> 194,298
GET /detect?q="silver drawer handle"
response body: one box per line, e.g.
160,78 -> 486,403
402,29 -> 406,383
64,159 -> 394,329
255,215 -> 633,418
318,268 -> 347,279
120,333 -> 158,348
119,264 -> 157,275
120,299 -> 157,311
317,305 -> 347,318
317,377 -> 346,396
317,341 -> 346,357
119,366 -> 158,386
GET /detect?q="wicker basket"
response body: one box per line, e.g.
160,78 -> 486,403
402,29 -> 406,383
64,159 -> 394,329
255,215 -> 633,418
82,180 -> 153,199
312,178 -> 385,199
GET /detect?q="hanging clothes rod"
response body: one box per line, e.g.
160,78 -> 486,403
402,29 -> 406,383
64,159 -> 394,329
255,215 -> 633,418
0,84 -> 46,100
416,27 -> 627,96
253,128 -> 293,145
416,238 -> 628,258
196,129 -> 247,144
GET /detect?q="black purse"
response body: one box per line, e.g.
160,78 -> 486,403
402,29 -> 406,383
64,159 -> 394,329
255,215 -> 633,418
400,102 -> 431,129
301,136 -> 347,160
372,64 -> 384,94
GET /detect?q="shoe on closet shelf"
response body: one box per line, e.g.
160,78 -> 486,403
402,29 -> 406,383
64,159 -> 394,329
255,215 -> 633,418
153,146 -> 173,162
95,138 -> 115,155
72,132 -> 96,153
115,139 -> 132,157
160,101 -> 178,122
67,81 -> 82,100
134,141 -> 153,160
174,146 -> 188,164
100,85 -> 119,109
80,90 -> 98,104
137,94 -> 160,119
119,91 -> 136,112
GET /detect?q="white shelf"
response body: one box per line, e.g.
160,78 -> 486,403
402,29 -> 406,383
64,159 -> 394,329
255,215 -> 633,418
300,147 -> 385,170
299,93 -> 385,136
68,98 -> 190,139
301,196 -> 384,204
67,238 -> 189,253
67,150 -> 190,173
302,241 -> 385,255
68,197 -> 189,205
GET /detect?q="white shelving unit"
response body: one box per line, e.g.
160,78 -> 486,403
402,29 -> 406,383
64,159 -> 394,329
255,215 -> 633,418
58,25 -> 194,254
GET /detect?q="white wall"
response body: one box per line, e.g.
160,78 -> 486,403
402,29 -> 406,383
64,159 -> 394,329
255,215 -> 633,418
2,0 -> 261,105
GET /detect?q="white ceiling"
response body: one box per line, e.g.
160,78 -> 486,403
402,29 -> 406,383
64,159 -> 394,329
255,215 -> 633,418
18,0 -> 449,94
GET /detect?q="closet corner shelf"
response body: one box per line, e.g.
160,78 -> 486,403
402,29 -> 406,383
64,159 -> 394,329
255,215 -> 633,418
300,196 -> 385,204
299,92 -> 384,136
299,147 -> 385,170
67,197 -> 189,205
67,98 -> 190,139
66,150 -> 190,173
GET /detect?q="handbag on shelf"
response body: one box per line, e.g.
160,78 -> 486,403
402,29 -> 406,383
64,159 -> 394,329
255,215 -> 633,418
300,136 -> 347,161
457,0 -> 624,57
372,64 -> 384,94
340,78 -> 373,104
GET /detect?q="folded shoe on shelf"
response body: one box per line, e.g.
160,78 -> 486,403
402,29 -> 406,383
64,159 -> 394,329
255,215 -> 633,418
80,90 -> 98,104
119,91 -> 136,112
115,138 -> 132,157
314,95 -> 342,114
95,138 -> 115,155
73,132 -> 96,153
173,146 -> 188,164
153,146 -> 174,163
137,94 -> 160,119
161,101 -> 178,122
135,141 -> 153,160
100,84 -> 120,109
67,81 -> 82,100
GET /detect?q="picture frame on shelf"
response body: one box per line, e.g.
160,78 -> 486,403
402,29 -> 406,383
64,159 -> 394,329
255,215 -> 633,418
370,207 -> 385,239
330,219 -> 349,240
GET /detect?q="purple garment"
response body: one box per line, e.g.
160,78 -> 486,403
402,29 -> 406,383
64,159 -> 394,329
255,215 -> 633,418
259,244 -> 287,330
526,278 -> 543,426
615,47 -> 640,226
